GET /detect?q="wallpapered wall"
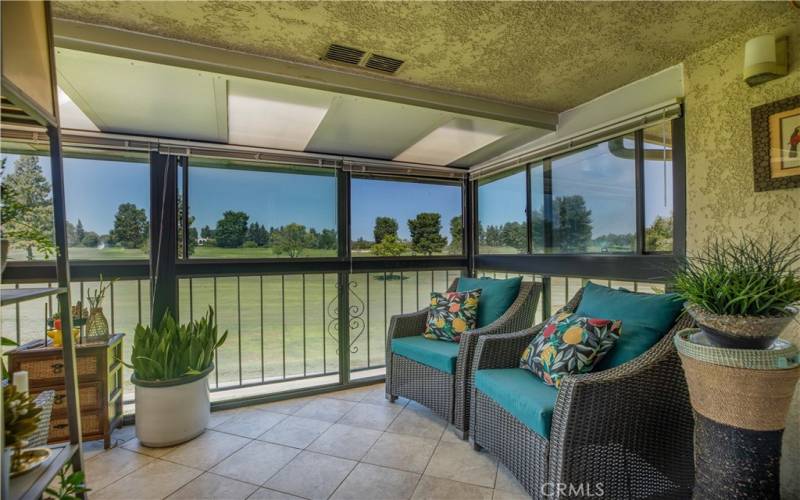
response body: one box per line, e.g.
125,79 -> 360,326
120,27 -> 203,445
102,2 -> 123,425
682,13 -> 800,496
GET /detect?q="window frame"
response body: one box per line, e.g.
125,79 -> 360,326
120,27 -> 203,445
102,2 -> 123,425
473,115 -> 686,282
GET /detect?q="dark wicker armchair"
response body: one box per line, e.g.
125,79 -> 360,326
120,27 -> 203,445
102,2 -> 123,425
386,279 -> 541,438
469,289 -> 695,499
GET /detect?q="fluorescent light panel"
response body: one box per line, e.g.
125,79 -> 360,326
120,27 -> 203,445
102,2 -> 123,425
57,87 -> 99,131
228,83 -> 332,151
394,118 -> 510,166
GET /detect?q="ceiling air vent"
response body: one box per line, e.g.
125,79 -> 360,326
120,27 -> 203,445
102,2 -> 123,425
324,44 -> 365,65
364,54 -> 404,74
323,44 -> 404,74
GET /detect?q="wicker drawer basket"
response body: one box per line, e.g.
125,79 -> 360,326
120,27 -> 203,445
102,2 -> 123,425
49,412 -> 101,441
31,383 -> 101,414
18,355 -> 98,384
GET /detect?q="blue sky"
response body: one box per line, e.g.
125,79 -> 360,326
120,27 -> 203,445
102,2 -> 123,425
350,178 -> 461,241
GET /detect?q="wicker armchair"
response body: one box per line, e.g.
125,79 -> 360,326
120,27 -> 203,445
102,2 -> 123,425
469,289 -> 695,499
386,279 -> 541,438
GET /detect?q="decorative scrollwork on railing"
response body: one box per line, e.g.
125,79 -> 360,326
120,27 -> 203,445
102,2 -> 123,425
326,280 -> 366,354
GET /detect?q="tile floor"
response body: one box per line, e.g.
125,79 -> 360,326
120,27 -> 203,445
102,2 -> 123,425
78,383 -> 531,500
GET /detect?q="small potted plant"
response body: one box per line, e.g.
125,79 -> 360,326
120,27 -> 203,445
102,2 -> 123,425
126,307 -> 227,447
673,234 -> 800,349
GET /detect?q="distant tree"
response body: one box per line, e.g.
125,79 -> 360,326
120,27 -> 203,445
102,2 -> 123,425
273,223 -> 311,258
500,221 -> 527,251
246,222 -> 269,247
66,221 -> 79,247
645,215 -> 673,252
318,229 -> 337,250
109,203 -> 148,249
242,240 -> 258,248
200,225 -> 213,239
176,195 -> 197,255
2,156 -> 54,259
408,212 -> 447,255
484,225 -> 502,247
372,234 -> 407,257
81,231 -> 100,248
531,210 -> 545,251
214,211 -> 249,248
374,217 -> 399,244
352,237 -> 372,251
448,216 -> 462,254
553,195 -> 592,252
75,219 -> 86,243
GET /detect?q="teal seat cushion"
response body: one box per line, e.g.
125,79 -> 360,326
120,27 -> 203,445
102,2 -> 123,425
457,277 -> 522,327
475,368 -> 558,438
575,282 -> 684,370
391,335 -> 460,374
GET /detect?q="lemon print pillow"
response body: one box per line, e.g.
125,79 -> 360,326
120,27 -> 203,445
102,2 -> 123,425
520,312 -> 621,388
423,289 -> 482,342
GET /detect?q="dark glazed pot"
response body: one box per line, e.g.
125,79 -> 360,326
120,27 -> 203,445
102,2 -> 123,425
685,303 -> 797,349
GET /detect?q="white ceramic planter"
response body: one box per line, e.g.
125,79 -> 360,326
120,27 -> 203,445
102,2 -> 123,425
133,367 -> 211,447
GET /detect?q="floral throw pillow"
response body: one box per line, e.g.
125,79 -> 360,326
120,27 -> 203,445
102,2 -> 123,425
520,312 -> 622,388
423,290 -> 481,342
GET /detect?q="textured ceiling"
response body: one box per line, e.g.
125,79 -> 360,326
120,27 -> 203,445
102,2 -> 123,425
52,1 -> 788,112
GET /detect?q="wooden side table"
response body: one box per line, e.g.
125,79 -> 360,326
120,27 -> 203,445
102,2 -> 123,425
7,334 -> 125,449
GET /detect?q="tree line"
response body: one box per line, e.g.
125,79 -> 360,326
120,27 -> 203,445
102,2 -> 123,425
352,213 -> 462,256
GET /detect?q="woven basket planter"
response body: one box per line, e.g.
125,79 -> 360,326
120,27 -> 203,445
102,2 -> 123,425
676,333 -> 800,499
685,303 -> 796,349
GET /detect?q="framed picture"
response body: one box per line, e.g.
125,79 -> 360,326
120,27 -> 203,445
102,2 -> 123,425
751,94 -> 800,191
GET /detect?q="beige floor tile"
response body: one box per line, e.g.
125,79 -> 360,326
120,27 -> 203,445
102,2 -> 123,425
211,441 -> 300,486
251,396 -> 316,415
161,429 -> 251,470
338,401 -> 403,431
362,432 -> 438,474
361,387 -> 409,407
306,423 -> 382,460
494,464 -> 528,497
264,450 -> 356,499
167,472 -> 258,499
425,440 -> 498,488
441,424 -> 465,443
123,437 -> 178,458
208,408 -> 242,428
294,397 -> 357,423
493,489 -> 531,500
247,488 -> 306,499
85,447 -> 154,491
331,463 -> 420,500
92,459 -> 202,500
325,386 -> 370,402
257,415 -> 332,448
214,409 -> 287,438
412,475 -> 494,500
387,405 -> 447,440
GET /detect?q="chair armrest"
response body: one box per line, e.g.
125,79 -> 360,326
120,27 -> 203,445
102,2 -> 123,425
472,325 -> 543,371
387,308 -> 429,341
547,314 -> 695,495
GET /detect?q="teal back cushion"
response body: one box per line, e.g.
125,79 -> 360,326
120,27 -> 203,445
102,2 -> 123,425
457,277 -> 522,327
575,282 -> 683,370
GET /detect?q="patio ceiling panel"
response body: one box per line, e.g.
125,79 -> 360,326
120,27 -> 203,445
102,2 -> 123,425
55,47 -> 228,143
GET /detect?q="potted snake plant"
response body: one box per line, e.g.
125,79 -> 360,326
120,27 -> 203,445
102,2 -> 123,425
673,234 -> 800,349
126,307 -> 227,447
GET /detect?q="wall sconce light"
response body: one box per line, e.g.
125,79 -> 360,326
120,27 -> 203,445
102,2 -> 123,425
743,34 -> 788,87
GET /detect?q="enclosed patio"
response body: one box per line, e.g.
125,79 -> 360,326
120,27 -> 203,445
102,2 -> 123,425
2,1 -> 800,500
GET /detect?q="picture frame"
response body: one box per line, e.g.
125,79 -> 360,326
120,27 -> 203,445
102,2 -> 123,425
751,94 -> 800,192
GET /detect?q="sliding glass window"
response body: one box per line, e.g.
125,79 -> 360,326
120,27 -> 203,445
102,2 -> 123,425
643,123 -> 674,253
0,152 -> 149,261
477,168 -> 527,254
350,176 -> 462,256
546,134 -> 636,254
186,160 -> 337,259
